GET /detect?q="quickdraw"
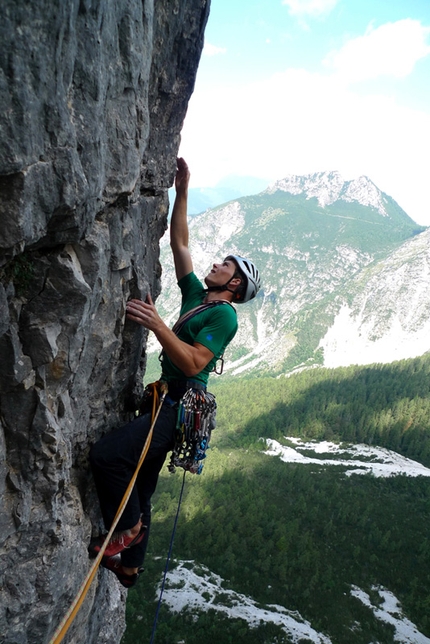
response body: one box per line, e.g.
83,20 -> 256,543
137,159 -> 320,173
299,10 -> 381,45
168,388 -> 217,475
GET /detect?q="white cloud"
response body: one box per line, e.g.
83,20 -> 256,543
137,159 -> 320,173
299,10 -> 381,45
324,19 -> 430,82
203,42 -> 227,56
180,67 -> 430,225
282,0 -> 339,17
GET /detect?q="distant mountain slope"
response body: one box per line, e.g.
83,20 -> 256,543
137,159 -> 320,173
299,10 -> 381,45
168,175 -> 269,216
148,172 -> 427,378
320,227 -> 430,367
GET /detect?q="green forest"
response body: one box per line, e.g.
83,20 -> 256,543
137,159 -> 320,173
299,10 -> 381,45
122,355 -> 430,644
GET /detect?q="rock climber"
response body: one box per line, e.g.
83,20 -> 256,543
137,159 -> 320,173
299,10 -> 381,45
88,157 -> 261,587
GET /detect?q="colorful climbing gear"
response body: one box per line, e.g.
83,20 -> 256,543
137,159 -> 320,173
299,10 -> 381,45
168,387 -> 217,475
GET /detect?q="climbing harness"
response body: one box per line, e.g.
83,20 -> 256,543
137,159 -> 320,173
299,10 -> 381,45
168,387 -> 217,475
48,382 -> 167,644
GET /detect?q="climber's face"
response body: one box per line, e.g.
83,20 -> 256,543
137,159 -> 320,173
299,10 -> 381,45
204,258 -> 237,289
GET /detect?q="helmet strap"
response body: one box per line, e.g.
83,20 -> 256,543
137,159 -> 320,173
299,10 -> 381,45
204,275 -> 242,300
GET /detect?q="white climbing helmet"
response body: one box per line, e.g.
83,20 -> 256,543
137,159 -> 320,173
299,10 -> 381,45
225,255 -> 261,303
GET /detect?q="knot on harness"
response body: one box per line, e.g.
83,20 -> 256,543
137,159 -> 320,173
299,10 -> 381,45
138,381 -> 168,421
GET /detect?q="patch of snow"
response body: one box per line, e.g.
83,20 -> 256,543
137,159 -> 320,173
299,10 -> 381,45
159,562 -> 429,644
351,586 -> 430,644
320,303 -> 430,368
264,438 -> 430,478
161,560 -> 332,644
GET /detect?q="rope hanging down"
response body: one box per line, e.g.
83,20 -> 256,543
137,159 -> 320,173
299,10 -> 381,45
149,469 -> 186,644
48,382 -> 168,644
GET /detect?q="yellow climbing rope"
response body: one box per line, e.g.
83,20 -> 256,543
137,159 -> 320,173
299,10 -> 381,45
48,382 -> 168,644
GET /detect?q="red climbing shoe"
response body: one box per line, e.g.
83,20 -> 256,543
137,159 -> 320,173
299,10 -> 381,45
88,523 -> 146,558
101,554 -> 144,588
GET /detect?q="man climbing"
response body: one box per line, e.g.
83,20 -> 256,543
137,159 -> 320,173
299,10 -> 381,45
89,158 -> 261,588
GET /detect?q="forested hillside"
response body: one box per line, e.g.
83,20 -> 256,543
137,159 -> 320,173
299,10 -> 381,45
211,355 -> 430,467
123,355 -> 430,644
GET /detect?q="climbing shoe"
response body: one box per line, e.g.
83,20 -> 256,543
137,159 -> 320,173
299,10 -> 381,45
101,554 -> 144,588
88,523 -> 146,559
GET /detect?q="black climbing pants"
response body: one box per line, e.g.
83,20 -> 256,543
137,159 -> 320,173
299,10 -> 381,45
89,401 -> 177,568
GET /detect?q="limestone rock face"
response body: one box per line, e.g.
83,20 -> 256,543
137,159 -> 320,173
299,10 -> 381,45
0,1 -> 209,642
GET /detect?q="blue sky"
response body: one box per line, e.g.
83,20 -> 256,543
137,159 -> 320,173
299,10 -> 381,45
179,0 -> 430,225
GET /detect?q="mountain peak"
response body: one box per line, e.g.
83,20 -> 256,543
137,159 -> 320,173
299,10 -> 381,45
266,171 -> 389,216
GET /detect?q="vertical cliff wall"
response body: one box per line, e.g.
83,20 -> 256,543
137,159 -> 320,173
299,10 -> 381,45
0,1 -> 209,642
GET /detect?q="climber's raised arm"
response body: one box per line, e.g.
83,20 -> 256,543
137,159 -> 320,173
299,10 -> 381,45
170,157 -> 193,281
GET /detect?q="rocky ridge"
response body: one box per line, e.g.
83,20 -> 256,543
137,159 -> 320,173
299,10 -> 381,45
266,171 -> 390,215
0,2 -> 209,643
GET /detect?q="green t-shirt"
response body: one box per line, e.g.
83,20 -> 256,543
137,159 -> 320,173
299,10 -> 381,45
160,272 -> 238,385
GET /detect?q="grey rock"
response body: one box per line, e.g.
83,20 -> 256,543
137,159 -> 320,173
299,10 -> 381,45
0,0 -> 210,642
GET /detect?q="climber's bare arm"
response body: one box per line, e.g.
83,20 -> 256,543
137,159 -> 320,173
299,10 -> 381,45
170,158 -> 193,281
126,295 -> 213,377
